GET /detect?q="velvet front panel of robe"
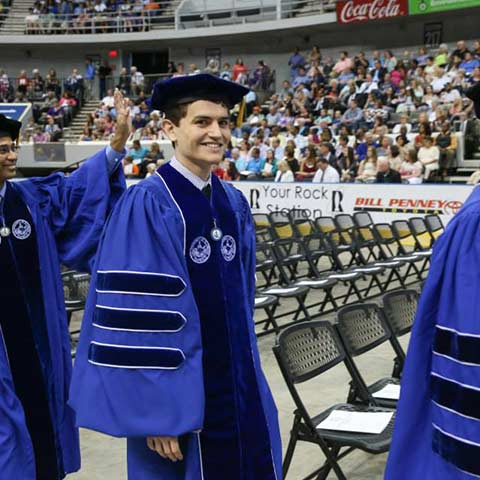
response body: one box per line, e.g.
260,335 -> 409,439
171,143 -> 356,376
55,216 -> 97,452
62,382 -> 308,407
0,148 -> 125,480
0,183 -> 59,479
158,164 -> 276,479
69,163 -> 282,480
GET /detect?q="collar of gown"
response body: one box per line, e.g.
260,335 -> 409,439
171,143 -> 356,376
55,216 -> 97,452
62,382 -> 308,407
169,157 -> 212,191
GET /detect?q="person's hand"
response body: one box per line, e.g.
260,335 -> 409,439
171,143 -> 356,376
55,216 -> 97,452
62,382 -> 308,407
110,89 -> 132,152
146,436 -> 183,462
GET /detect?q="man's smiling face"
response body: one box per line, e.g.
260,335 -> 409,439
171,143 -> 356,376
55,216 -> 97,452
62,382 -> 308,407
0,136 -> 18,186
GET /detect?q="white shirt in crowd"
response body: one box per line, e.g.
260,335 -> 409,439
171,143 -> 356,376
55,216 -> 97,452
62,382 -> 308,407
313,165 -> 340,183
274,170 -> 294,182
101,95 -> 115,108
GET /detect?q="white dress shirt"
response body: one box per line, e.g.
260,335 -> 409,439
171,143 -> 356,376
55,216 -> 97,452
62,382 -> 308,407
313,165 -> 340,183
169,157 -> 211,191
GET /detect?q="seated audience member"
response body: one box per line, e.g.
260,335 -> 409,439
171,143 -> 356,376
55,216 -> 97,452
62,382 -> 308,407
400,149 -> 424,184
318,141 -> 337,170
376,157 -> 401,183
341,99 -> 364,130
418,136 -> 440,181
245,147 -> 265,178
145,163 -> 157,178
435,122 -> 457,178
388,145 -> 403,171
128,139 -> 149,164
260,149 -> 277,179
297,144 -> 318,181
145,142 -> 164,163
313,157 -> 340,183
395,134 -> 410,160
283,144 -> 300,173
274,160 -> 294,182
32,125 -> 50,142
392,114 -> 413,134
123,155 -> 140,178
356,145 -> 378,183
223,160 -> 240,181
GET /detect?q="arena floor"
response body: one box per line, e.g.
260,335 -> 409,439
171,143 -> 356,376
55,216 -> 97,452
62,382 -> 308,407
69,278 -> 414,479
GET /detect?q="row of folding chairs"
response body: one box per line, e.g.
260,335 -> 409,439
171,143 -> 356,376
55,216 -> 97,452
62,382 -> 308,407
274,289 -> 418,480
252,211 -> 439,335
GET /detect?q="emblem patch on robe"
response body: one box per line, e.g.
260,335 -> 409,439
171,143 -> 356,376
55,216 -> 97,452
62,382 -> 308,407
221,235 -> 236,262
12,219 -> 32,240
189,236 -> 211,264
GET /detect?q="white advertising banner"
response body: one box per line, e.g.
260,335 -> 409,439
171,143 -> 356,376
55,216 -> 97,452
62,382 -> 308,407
233,182 -> 475,225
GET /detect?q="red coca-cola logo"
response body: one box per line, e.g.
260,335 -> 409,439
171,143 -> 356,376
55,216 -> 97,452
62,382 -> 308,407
337,0 -> 408,24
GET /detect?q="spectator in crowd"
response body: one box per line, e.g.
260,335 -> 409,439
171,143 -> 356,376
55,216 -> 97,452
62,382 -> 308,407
400,149 -> 423,184
245,147 -> 264,178
130,66 -> 144,95
388,144 -> 403,172
342,99 -> 363,130
288,47 -> 305,80
283,144 -> 300,173
84,57 -> 96,100
98,59 -> 112,100
297,144 -> 318,181
274,160 -> 294,182
418,135 -> 440,181
435,121 -> 457,178
356,145 -> 378,183
313,157 -> 340,183
260,149 -> 277,180
376,157 -> 401,183
128,139 -> 149,164
123,155 -> 139,178
223,159 -> 240,181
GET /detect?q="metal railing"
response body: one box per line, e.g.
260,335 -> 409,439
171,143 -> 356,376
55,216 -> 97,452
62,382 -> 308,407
0,0 -> 337,35
1,2 -> 177,34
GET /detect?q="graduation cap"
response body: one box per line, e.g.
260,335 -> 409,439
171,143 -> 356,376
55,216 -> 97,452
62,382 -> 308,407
0,114 -> 21,142
147,73 -> 249,113
466,82 -> 480,119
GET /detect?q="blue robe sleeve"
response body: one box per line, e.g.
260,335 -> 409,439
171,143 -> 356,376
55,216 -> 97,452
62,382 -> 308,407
70,184 -> 205,438
19,147 -> 126,273
386,186 -> 480,479
239,192 -> 256,316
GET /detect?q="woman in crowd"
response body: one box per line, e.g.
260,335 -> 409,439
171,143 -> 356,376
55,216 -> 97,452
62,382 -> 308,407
283,144 -> 300,173
388,144 -> 403,171
297,144 -> 318,181
275,160 -> 294,182
260,149 -> 277,180
399,149 -> 423,184
223,159 -> 240,181
356,145 -> 378,183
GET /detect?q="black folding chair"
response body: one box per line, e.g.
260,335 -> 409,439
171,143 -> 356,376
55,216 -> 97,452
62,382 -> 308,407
408,217 -> 434,251
274,320 -> 395,480
336,303 -> 405,408
425,214 -> 445,242
352,212 -> 382,262
255,243 -> 278,288
254,294 -> 280,336
269,211 -> 295,239
382,289 -> 419,377
253,213 -> 275,244
62,271 -> 90,357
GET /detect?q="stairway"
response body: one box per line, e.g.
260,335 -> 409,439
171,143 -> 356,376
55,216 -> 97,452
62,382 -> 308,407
0,0 -> 32,34
63,100 -> 99,141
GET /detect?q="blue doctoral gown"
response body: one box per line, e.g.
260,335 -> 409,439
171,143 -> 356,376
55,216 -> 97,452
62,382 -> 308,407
70,163 -> 283,479
0,148 -> 125,480
385,185 -> 480,479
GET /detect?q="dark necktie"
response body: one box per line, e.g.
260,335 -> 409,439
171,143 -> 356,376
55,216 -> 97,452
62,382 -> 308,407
202,183 -> 211,199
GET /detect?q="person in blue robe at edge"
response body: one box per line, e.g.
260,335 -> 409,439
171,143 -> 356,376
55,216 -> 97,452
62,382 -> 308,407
69,73 -> 283,480
0,90 -> 130,480
385,82 -> 480,479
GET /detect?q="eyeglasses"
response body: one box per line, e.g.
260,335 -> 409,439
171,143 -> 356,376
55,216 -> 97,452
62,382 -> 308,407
0,145 -> 20,155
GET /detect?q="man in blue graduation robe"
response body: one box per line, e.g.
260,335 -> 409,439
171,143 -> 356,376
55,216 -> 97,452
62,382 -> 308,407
0,91 -> 129,480
70,74 -> 283,479
385,88 -> 480,479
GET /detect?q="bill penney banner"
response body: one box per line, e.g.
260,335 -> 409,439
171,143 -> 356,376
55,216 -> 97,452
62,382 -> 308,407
233,182 -> 474,225
409,0 -> 480,14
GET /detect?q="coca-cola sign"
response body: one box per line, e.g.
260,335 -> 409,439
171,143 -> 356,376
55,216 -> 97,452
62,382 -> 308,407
337,0 -> 408,24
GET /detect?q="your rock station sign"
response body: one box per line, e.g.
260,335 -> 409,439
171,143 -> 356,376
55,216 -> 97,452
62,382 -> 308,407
336,0 -> 408,24
233,182 -> 473,226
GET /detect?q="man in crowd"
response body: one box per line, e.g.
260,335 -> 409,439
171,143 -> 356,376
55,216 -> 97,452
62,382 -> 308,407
375,157 -> 401,183
313,157 -> 340,183
70,73 -> 282,479
0,90 -> 129,479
